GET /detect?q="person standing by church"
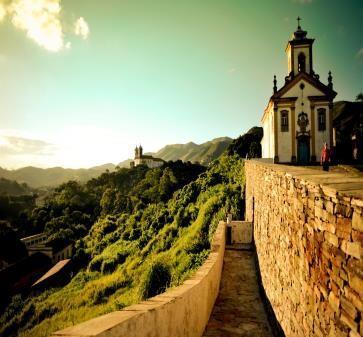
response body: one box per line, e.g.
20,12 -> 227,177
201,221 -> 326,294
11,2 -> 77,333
320,142 -> 330,171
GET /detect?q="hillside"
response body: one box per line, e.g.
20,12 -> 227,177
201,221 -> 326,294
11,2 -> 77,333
228,127 -> 263,158
0,178 -> 33,196
153,137 -> 233,164
0,164 -> 116,189
0,154 -> 245,337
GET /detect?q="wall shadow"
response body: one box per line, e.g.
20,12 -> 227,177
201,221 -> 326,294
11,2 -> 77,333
253,241 -> 286,337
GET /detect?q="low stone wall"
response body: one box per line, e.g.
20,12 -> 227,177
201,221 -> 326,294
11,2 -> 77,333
245,160 -> 363,337
53,221 -> 226,337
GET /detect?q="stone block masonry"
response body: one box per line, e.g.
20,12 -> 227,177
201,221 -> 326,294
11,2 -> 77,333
245,160 -> 363,337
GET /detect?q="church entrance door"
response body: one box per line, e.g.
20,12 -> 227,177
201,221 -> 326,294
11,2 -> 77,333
297,136 -> 310,165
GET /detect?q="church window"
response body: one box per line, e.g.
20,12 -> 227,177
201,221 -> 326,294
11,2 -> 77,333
298,53 -> 306,72
281,110 -> 289,132
318,108 -> 326,131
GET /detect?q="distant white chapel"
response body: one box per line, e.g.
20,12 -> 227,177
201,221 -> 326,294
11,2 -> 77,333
130,145 -> 164,168
261,18 -> 337,164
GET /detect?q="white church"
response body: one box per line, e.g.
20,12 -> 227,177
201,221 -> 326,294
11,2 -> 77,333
261,18 -> 337,164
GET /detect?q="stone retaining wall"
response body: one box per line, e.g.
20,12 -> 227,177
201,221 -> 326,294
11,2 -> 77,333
53,221 -> 226,337
245,160 -> 363,337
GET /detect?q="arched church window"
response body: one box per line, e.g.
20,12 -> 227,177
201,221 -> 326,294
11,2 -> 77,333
281,110 -> 289,132
298,53 -> 306,72
318,108 -> 326,131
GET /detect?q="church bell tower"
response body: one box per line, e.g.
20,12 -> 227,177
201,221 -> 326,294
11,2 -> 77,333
286,17 -> 315,77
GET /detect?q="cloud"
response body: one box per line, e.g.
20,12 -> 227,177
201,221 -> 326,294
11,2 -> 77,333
9,0 -> 64,52
0,135 -> 56,155
74,16 -> 89,40
0,2 -> 6,21
0,0 -> 89,52
357,48 -> 363,60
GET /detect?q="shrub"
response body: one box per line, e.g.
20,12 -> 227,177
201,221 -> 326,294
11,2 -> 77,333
139,260 -> 171,300
101,251 -> 129,274
185,232 -> 210,255
92,276 -> 130,304
88,255 -> 104,272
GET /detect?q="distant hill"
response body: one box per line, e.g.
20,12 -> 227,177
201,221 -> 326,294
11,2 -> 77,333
152,137 -> 233,165
0,165 -> 116,189
117,159 -> 134,168
0,178 -> 33,196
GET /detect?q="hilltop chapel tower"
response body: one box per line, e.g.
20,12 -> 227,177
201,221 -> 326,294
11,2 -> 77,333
261,18 -> 337,164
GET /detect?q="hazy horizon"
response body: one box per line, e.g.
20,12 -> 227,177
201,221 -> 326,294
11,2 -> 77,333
0,134 -> 234,170
1,0 -> 362,169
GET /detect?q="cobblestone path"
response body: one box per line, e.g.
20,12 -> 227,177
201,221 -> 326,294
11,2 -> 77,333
202,249 -> 274,337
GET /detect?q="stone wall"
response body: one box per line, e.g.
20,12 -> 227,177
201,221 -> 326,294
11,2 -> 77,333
245,160 -> 363,337
53,221 -> 226,337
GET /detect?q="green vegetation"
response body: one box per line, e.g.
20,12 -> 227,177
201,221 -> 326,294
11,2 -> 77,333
333,101 -> 363,162
0,193 -> 37,237
0,155 -> 245,337
227,126 -> 263,159
0,221 -> 28,264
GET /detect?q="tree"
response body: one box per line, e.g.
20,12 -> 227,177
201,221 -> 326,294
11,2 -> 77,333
356,92 -> 363,102
0,221 -> 28,263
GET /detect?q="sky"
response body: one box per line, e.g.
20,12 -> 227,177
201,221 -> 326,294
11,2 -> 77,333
0,0 -> 362,169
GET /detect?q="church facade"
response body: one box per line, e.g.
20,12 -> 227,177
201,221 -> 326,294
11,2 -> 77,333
261,19 -> 337,164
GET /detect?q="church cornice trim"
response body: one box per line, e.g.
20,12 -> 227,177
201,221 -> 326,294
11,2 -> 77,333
307,95 -> 332,102
273,97 -> 298,104
272,72 -> 337,100
285,39 -> 315,52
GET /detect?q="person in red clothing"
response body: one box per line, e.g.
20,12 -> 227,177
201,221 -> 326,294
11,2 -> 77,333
320,142 -> 330,171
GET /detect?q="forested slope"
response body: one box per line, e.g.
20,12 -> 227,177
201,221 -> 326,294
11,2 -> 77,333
0,155 -> 245,337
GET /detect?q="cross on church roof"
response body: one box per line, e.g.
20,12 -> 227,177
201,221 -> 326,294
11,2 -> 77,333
297,16 -> 301,29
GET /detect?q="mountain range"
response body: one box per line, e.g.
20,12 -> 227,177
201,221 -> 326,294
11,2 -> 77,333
0,137 -> 233,188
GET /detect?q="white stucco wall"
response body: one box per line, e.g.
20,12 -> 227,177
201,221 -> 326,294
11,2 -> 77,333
261,109 -> 275,159
54,245 -> 73,263
261,115 -> 270,159
277,108 -> 292,162
134,158 -> 164,168
53,221 -> 226,337
313,104 -> 331,159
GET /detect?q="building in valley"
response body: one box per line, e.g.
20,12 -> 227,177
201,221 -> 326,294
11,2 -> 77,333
21,233 -> 73,264
261,18 -> 337,164
21,233 -> 48,248
130,145 -> 165,168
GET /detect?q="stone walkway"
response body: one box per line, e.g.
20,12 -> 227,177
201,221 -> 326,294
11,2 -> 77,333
202,249 -> 273,337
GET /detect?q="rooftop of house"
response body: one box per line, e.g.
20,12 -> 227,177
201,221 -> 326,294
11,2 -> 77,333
32,259 -> 71,287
